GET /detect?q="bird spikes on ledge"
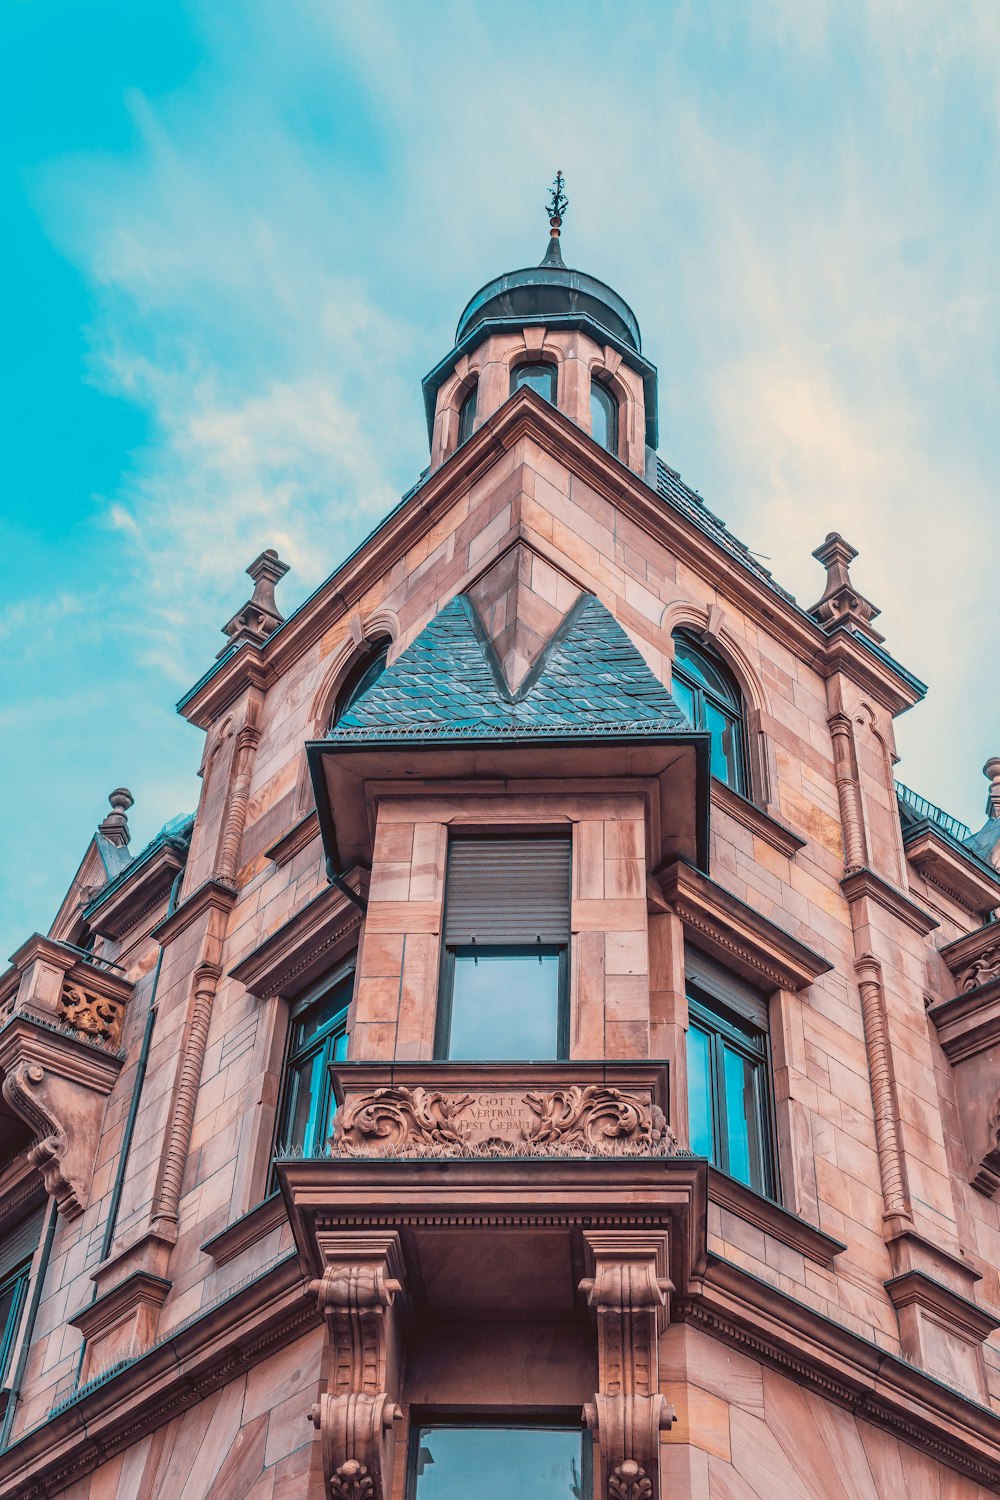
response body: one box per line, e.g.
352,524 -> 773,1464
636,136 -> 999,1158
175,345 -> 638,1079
220,549 -> 290,656
97,788 -> 133,848
808,532 -> 884,644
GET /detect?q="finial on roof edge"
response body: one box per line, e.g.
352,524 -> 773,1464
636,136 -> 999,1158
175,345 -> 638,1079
98,787 -> 133,848
984,759 -> 1000,820
541,171 -> 568,267
220,548 -> 291,657
807,532 -> 884,644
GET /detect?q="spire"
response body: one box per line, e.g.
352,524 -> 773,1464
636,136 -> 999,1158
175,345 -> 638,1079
808,533 -> 884,644
541,170 -> 568,268
220,548 -> 290,656
98,788 -> 133,848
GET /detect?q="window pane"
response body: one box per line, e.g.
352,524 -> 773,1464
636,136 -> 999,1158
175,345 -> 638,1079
590,381 -> 617,453
279,1049 -> 329,1155
448,952 -> 561,1060
412,1425 -> 584,1500
670,673 -> 697,729
687,1023 -> 715,1162
673,635 -> 739,707
703,700 -> 746,793
457,387 -> 478,445
0,1278 -> 20,1381
510,363 -> 556,403
722,1044 -> 762,1189
294,987 -> 350,1049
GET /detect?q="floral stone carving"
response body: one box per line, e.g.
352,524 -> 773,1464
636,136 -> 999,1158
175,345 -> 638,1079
308,1232 -> 408,1500
59,982 -> 127,1047
0,1014 -> 122,1217
333,1082 -> 676,1159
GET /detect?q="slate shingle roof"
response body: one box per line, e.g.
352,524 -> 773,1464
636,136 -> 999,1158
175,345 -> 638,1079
655,458 -> 795,604
326,593 -> 694,743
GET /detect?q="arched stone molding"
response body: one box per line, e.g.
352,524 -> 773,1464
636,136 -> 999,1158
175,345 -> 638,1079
853,700 -> 906,887
430,352 -> 485,470
659,600 -> 776,811
585,347 -> 646,473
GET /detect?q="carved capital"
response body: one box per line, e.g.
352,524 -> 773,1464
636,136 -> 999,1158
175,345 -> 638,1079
307,1232 -> 408,1500
581,1232 -> 674,1499
0,1015 -> 122,1217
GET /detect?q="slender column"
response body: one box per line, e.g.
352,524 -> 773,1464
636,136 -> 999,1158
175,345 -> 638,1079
151,961 -> 222,1235
828,712 -> 867,873
855,954 -> 911,1228
581,1231 -> 675,1500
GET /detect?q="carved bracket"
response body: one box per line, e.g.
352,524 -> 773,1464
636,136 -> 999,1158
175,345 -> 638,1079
308,1231 -> 408,1500
0,1015 -> 122,1217
580,1231 -> 675,1500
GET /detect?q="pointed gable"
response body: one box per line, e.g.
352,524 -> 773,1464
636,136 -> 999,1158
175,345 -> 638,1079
327,593 -> 692,742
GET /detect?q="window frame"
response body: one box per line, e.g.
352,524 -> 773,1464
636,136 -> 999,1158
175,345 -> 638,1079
0,1261 -> 30,1391
509,360 -> 558,404
406,1411 -> 591,1500
329,638 -> 391,728
271,957 -> 356,1169
589,376 -> 619,457
457,384 -> 478,446
671,629 -> 750,797
435,942 -> 570,1062
686,974 -> 780,1202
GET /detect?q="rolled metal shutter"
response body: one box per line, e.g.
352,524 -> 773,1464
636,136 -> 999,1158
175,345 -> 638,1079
685,944 -> 769,1031
0,1203 -> 44,1282
444,838 -> 571,945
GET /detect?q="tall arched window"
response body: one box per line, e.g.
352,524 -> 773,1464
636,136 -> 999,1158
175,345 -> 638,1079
671,629 -> 749,796
510,362 -> 557,404
590,378 -> 618,455
457,385 -> 478,446
330,638 -> 390,728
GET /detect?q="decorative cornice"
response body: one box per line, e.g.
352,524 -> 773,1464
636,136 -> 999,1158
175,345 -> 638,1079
840,866 -> 939,935
68,1271 -> 172,1344
940,920 -> 1000,990
903,828 -> 1000,918
86,840 -> 187,942
708,1167 -> 845,1269
927,981 -> 1000,1063
0,1255 -> 316,1498
228,879 -> 365,1001
710,780 -> 806,858
149,877 -> 237,948
884,1270 -> 1000,1346
264,809 -> 320,868
654,859 -> 832,991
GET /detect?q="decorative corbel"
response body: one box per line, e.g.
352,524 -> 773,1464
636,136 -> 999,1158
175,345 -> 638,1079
580,1231 -> 675,1500
308,1232 -> 409,1500
0,1014 -> 122,1218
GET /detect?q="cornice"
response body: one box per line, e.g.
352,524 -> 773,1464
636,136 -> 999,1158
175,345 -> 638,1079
201,1190 -> 287,1267
0,1254 -> 315,1499
903,827 -> 1000,919
228,877 -> 366,1001
149,877 -> 237,948
654,859 -> 832,992
884,1270 -> 1000,1346
927,981 -> 1000,1064
710,780 -> 806,858
840,866 -> 939,935
176,392 -> 923,733
681,1255 -> 1000,1489
68,1271 -> 172,1344
940,920 -> 1000,986
85,841 -> 187,942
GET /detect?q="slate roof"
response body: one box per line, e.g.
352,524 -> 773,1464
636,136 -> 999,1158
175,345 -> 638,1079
83,812 -> 195,921
326,593 -> 695,743
655,458 -> 795,604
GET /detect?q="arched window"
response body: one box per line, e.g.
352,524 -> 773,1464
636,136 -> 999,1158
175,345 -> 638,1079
330,638 -> 390,727
671,629 -> 749,795
457,384 -> 478,446
590,378 -> 618,455
510,362 -> 557,404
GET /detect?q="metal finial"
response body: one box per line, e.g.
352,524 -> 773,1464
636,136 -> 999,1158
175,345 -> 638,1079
545,171 -> 568,237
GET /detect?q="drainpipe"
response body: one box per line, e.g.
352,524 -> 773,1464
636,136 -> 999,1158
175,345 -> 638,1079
0,1199 -> 58,1451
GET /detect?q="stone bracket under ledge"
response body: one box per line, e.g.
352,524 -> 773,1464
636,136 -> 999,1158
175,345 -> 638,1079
0,1014 -> 122,1218
928,957 -> 1000,1197
69,1271 -> 172,1384
884,1270 -> 1000,1404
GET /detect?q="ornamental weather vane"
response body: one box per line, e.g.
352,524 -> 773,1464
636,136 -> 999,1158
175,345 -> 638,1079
546,170 -> 568,239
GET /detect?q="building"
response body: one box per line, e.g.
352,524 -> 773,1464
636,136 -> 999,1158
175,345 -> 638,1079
2,179 -> 1000,1498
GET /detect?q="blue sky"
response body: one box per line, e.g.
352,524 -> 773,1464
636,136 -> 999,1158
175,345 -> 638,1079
3,0 -> 999,958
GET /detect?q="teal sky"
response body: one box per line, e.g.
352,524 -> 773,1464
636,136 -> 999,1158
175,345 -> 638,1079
3,1 -> 999,958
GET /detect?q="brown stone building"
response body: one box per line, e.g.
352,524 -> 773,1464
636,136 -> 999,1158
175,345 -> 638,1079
3,191 -> 1000,1498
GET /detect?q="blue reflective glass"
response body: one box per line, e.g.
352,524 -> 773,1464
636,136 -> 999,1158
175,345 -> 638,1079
448,951 -> 560,1060
510,363 -> 557,403
590,381 -> 617,453
457,386 -> 478,445
412,1425 -> 584,1499
687,1023 -> 714,1160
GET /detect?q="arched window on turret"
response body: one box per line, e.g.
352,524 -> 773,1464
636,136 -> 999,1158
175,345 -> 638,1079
510,362 -> 557,404
329,637 -> 391,728
671,629 -> 749,796
590,377 -> 618,455
457,384 -> 478,446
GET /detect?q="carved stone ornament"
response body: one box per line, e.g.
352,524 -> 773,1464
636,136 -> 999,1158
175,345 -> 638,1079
307,1232 -> 408,1500
333,1084 -> 677,1159
958,946 -> 1000,994
59,982 -> 126,1047
0,1015 -> 122,1218
581,1232 -> 674,1500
